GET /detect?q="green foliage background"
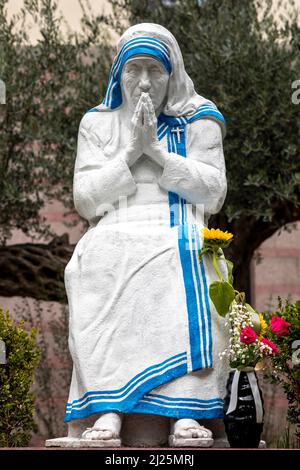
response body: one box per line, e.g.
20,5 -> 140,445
0,0 -> 113,243
0,307 -> 40,447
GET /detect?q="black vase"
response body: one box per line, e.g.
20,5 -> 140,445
223,370 -> 264,448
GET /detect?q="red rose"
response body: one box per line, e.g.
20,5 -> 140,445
240,326 -> 257,344
261,337 -> 279,355
271,316 -> 291,337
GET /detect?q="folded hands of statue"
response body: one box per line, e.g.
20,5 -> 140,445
124,92 -> 167,168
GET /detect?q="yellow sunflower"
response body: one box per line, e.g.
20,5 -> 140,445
203,228 -> 233,241
258,313 -> 268,340
202,228 -> 233,248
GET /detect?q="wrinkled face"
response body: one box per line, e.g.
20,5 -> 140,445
121,56 -> 169,112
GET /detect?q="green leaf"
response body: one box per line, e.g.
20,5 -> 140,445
225,259 -> 234,285
209,281 -> 235,317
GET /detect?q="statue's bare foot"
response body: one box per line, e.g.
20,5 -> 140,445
172,418 -> 212,438
82,412 -> 122,440
169,418 -> 213,447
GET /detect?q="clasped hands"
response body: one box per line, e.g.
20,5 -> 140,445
123,93 -> 168,168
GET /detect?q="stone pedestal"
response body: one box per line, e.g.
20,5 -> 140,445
45,436 -> 266,448
168,435 -> 214,447
46,414 -> 267,448
45,437 -> 121,448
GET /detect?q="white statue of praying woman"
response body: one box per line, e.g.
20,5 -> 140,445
64,23 -> 229,447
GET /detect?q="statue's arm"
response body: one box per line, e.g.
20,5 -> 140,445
73,115 -> 137,222
158,119 -> 227,215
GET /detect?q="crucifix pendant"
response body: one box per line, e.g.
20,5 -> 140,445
171,127 -> 184,144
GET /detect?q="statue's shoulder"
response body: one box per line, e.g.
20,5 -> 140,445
188,117 -> 224,146
79,108 -> 115,142
188,103 -> 226,140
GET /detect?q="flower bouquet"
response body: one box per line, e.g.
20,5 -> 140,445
199,228 -> 290,447
199,228 -> 284,360
222,301 -> 292,447
222,298 -> 284,370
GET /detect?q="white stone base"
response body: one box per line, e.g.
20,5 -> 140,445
168,434 -> 214,447
45,436 -> 266,449
45,437 -> 121,448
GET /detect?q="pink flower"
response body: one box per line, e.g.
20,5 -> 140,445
240,326 -> 257,344
271,316 -> 291,337
261,338 -> 279,355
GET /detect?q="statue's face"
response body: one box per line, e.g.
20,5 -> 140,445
121,56 -> 169,112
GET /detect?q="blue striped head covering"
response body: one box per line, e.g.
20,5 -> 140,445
103,36 -> 172,110
91,24 -> 226,136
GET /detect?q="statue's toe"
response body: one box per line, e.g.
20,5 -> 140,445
175,429 -> 190,439
174,427 -> 211,439
97,430 -> 115,440
81,428 -> 96,439
194,426 -> 212,438
81,428 -> 115,440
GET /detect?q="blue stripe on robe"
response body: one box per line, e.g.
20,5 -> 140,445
131,392 -> 224,419
198,237 -> 213,367
146,392 -> 223,405
65,353 -> 187,421
157,115 -> 214,372
165,127 -> 180,227
177,224 -> 214,371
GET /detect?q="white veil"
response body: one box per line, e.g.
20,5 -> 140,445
101,23 -> 211,117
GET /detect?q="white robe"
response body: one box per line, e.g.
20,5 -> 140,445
64,109 -> 229,423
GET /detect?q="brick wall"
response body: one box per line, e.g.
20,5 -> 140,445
252,222 -> 300,312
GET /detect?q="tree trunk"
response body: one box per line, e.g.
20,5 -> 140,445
210,207 -> 300,303
0,234 -> 73,302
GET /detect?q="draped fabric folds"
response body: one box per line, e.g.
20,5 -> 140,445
64,23 -> 229,424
